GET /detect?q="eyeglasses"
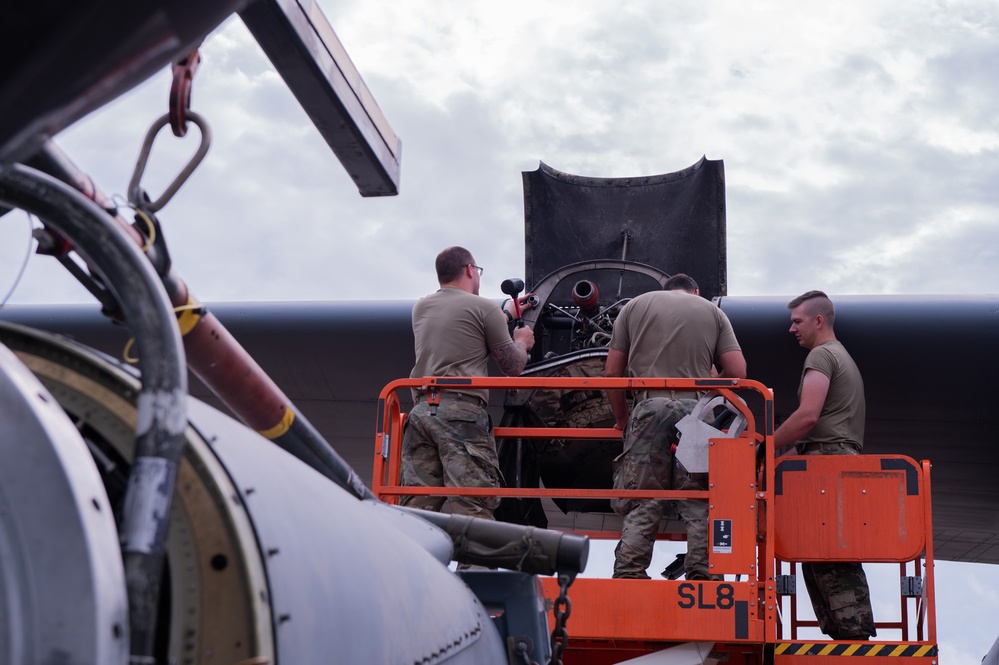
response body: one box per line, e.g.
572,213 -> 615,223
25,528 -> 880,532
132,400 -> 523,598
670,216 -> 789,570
466,264 -> 484,276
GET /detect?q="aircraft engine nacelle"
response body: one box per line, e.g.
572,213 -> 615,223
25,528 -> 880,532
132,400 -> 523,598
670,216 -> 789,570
0,322 -> 511,664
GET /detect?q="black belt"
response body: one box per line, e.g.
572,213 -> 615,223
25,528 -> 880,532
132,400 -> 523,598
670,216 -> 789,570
415,392 -> 487,409
797,441 -> 861,455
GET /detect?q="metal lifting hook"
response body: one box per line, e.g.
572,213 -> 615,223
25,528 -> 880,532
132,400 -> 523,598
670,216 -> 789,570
128,111 -> 212,212
170,50 -> 202,138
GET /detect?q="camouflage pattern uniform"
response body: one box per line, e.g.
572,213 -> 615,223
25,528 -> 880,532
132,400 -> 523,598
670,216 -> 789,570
402,284 -> 516,520
791,337 -> 876,640
611,396 -> 697,578
529,357 -> 618,432
799,442 -> 877,640
607,289 -> 743,580
671,457 -> 721,581
400,398 -> 502,520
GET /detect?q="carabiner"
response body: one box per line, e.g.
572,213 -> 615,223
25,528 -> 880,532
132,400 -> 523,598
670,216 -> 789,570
128,111 -> 212,213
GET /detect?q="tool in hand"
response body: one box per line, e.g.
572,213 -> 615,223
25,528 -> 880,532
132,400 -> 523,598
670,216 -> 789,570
500,278 -> 526,327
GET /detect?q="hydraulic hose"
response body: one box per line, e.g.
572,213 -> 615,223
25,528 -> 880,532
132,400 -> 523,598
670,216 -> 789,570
0,163 -> 187,662
400,507 -> 589,577
28,140 -> 375,503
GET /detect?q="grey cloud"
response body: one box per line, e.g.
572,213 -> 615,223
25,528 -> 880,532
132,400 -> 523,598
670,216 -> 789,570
833,53 -> 894,88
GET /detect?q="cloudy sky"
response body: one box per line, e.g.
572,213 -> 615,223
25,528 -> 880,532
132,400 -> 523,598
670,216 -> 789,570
2,0 -> 998,660
3,0 -> 999,306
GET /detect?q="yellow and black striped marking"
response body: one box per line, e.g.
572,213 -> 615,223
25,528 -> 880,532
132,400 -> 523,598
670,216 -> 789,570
775,643 -> 937,657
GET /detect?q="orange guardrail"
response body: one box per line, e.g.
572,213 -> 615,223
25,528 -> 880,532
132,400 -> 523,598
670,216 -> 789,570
373,376 -> 765,509
372,375 -> 938,662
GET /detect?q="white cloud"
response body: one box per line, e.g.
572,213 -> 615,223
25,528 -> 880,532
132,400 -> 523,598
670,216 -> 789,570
920,119 -> 999,155
4,1 -> 997,304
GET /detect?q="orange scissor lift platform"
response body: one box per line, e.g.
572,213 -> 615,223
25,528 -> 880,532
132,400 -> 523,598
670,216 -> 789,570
373,376 -> 939,665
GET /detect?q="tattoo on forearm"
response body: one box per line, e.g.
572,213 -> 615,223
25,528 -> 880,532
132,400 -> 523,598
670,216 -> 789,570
493,341 -> 528,376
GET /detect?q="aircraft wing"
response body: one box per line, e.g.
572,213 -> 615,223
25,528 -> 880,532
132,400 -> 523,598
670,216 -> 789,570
5,293 -> 998,565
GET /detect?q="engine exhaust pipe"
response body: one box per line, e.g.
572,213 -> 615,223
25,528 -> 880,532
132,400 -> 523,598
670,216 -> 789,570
572,279 -> 600,310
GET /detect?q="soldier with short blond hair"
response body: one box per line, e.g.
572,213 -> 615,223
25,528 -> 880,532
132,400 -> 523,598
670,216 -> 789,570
775,289 -> 876,641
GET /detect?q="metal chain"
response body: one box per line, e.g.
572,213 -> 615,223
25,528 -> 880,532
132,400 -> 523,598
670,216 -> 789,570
548,573 -> 573,665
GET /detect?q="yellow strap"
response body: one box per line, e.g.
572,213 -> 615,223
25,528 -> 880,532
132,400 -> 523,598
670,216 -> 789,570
175,296 -> 202,336
259,407 -> 295,439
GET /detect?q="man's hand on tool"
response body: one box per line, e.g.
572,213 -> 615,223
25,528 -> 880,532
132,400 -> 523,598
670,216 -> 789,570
504,292 -> 536,319
512,322 -> 535,351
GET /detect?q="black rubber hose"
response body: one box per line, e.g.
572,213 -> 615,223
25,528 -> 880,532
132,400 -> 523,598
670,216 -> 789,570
401,507 -> 589,577
0,163 -> 187,662
29,141 -> 375,503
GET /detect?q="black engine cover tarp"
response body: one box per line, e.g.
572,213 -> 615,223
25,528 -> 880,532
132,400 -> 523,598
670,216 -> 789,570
522,157 -> 728,300
498,158 -> 729,527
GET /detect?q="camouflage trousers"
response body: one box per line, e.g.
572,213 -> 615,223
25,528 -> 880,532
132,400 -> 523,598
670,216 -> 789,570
672,462 -> 718,581
611,397 -> 715,579
399,400 -> 502,520
801,443 -> 877,640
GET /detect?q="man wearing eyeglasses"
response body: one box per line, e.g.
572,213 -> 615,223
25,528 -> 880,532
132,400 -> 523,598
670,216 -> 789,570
400,246 -> 535,520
